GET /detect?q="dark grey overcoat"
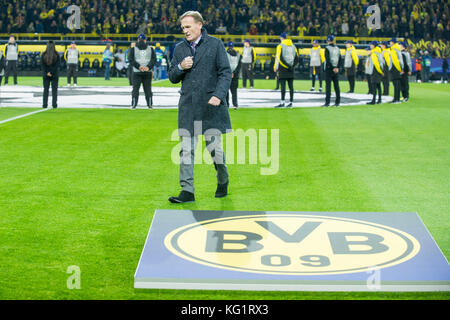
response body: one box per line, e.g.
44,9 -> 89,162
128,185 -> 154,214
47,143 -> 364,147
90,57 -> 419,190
169,29 -> 232,136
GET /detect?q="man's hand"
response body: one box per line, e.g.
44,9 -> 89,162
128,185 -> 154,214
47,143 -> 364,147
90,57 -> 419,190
208,96 -> 221,107
47,72 -> 52,77
181,56 -> 194,70
333,68 -> 339,74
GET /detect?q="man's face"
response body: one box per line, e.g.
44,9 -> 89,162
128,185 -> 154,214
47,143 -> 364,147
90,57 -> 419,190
345,43 -> 351,48
181,16 -> 202,42
9,36 -> 14,43
71,43 -> 75,49
244,42 -> 249,47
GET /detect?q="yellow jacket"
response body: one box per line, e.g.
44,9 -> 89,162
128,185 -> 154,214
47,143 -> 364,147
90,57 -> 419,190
346,45 -> 359,66
390,43 -> 403,72
371,46 -> 384,75
382,48 -> 391,69
274,38 -> 298,71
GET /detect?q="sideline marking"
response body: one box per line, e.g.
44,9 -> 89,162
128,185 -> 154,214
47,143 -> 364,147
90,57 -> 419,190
0,108 -> 50,125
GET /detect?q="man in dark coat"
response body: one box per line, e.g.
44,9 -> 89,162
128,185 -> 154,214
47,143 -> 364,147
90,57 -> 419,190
168,11 -> 232,203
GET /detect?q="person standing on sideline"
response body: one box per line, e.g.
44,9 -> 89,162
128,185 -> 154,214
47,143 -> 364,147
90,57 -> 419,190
344,40 -> 359,93
274,32 -> 298,108
125,42 -> 135,86
103,44 -> 113,80
129,34 -> 156,109
226,41 -> 241,109
441,56 -> 448,83
399,42 -> 412,102
0,51 -> 5,85
323,35 -> 342,107
64,41 -> 79,87
389,38 -> 404,103
168,11 -> 232,203
365,42 -> 385,105
3,35 -> 18,85
422,51 -> 431,82
241,39 -> 255,88
41,41 -> 60,109
309,39 -> 324,92
153,43 -> 164,80
415,56 -> 422,82
380,41 -> 391,95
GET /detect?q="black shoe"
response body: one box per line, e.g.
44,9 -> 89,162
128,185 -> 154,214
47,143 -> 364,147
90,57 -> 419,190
168,190 -> 195,203
286,102 -> 293,108
334,102 -> 340,107
42,106 -> 47,109
346,90 -> 354,93
319,88 -> 323,92
274,103 -> 285,108
148,105 -> 153,109
215,181 -> 228,198
377,100 -> 382,104
322,103 -> 330,107
366,101 -> 375,105
52,106 -> 57,109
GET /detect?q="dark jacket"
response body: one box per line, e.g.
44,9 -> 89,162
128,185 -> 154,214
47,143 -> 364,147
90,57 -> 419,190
227,47 -> 242,81
169,28 -> 232,136
324,44 -> 342,75
41,52 -> 60,77
129,41 -> 156,75
0,54 -> 5,75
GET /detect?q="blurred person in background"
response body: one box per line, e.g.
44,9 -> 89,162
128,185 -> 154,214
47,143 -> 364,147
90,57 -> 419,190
41,40 -> 60,109
103,44 -> 113,80
64,41 -> 79,87
3,35 -> 18,85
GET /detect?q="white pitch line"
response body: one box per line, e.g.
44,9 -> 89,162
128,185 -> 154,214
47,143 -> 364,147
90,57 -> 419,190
0,108 -> 50,125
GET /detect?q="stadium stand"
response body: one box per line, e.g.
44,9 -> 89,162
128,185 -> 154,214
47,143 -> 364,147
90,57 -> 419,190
0,0 -> 448,80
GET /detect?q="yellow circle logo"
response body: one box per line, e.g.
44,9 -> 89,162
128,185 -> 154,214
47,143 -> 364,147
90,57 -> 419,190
164,214 -> 420,275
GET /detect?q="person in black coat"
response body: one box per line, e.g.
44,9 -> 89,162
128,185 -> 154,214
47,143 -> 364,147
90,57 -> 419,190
41,41 -> 60,108
168,11 -> 232,203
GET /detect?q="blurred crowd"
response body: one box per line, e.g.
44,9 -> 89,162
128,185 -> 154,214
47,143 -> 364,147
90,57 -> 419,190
0,0 -> 449,43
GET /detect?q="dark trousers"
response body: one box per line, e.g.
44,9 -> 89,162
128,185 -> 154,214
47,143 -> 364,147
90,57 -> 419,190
132,72 -> 152,106
369,81 -> 382,103
227,76 -> 239,107
325,71 -> 340,105
366,74 -> 372,94
382,70 -> 390,95
311,66 -> 322,88
400,73 -> 409,99
127,66 -> 133,85
43,75 -> 59,108
392,78 -> 401,102
0,76 -> 2,86
280,78 -> 294,102
241,63 -> 253,88
347,75 -> 355,92
67,64 -> 78,85
5,60 -> 18,85
345,67 -> 355,92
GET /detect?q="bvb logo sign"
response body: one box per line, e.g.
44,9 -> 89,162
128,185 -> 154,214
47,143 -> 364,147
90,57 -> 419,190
165,214 -> 420,275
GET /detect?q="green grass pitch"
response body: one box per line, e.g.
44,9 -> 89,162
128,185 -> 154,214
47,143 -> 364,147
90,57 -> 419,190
0,77 -> 449,299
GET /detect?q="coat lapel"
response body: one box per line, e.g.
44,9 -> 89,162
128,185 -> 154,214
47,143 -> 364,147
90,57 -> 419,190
193,29 -> 210,67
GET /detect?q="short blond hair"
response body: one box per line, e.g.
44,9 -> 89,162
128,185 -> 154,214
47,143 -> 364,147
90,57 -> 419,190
179,11 -> 204,24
